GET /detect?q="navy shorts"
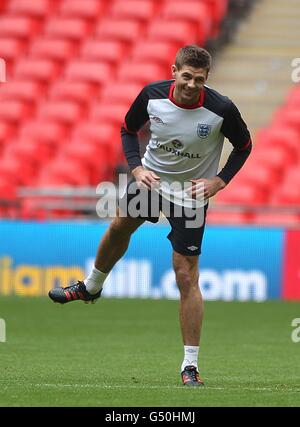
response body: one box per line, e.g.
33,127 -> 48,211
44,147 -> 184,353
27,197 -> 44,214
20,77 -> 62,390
119,180 -> 208,256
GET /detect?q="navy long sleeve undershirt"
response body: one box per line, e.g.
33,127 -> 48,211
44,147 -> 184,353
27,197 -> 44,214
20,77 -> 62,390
121,126 -> 142,171
217,142 -> 252,184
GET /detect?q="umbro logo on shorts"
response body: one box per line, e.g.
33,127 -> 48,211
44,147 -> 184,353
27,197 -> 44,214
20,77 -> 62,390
187,246 -> 198,251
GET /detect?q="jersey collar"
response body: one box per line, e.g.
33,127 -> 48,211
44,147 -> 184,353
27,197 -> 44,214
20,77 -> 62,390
168,81 -> 205,109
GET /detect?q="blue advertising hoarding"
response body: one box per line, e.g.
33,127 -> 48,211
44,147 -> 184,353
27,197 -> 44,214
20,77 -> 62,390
0,220 -> 283,300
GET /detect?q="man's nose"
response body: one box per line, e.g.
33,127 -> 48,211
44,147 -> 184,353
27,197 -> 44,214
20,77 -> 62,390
187,80 -> 196,89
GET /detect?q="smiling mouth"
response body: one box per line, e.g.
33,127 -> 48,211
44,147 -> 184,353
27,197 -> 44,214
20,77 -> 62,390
184,91 -> 196,97
184,90 -> 198,96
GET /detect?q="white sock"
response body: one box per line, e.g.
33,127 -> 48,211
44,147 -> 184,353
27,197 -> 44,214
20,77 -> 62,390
84,266 -> 108,295
181,346 -> 199,372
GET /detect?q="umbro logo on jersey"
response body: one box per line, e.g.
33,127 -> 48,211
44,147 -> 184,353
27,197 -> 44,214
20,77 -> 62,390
187,246 -> 198,251
197,124 -> 212,139
150,115 -> 164,124
171,139 -> 183,149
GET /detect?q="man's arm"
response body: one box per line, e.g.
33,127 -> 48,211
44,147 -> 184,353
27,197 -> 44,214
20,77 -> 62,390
217,139 -> 252,185
217,100 -> 252,184
121,87 -> 160,189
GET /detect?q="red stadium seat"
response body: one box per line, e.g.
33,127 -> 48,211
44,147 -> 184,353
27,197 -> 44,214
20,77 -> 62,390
270,183 -> 300,206
72,122 -> 120,149
7,0 -> 58,16
101,82 -> 143,104
38,100 -> 84,124
57,141 -> 111,184
0,177 -> 16,201
38,158 -> 90,186
0,100 -> 33,122
0,16 -> 40,38
14,59 -> 61,82
0,1 -> 7,13
49,80 -> 96,104
202,0 -> 228,26
0,121 -> 15,141
73,123 -> 122,167
236,160 -> 281,191
65,60 -> 114,85
272,108 -> 300,133
80,40 -> 126,64
20,120 -> 69,148
2,144 -> 44,185
255,126 -> 300,161
209,0 -> 228,19
30,38 -> 77,61
0,38 -> 27,62
252,144 -> 297,171
0,80 -> 44,102
4,139 -> 51,169
131,41 -> 179,68
216,180 -> 268,205
44,17 -> 91,40
0,157 -> 21,185
117,62 -> 168,85
147,21 -> 197,46
90,102 -> 129,126
283,166 -> 300,184
96,19 -> 144,44
161,1 -> 212,45
110,0 -> 158,22
60,0 -> 106,18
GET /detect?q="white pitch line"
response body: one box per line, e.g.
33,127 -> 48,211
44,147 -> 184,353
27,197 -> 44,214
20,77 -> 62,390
12,383 -> 300,393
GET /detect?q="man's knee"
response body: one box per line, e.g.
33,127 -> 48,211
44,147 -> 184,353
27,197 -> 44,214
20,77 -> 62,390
109,214 -> 142,239
173,253 -> 199,293
175,268 -> 197,288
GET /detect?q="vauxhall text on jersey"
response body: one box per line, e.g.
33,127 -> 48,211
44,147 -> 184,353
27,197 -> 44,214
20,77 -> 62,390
121,80 -> 251,207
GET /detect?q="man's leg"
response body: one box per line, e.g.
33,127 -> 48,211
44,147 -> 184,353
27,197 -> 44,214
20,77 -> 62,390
82,208 -> 145,295
173,250 -> 205,386
173,251 -> 203,347
94,208 -> 145,273
48,209 -> 145,303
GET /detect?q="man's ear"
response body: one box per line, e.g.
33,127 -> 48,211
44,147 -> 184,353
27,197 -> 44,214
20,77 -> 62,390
171,65 -> 177,78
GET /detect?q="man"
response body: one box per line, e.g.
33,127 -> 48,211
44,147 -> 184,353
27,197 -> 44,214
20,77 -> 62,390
49,45 -> 252,386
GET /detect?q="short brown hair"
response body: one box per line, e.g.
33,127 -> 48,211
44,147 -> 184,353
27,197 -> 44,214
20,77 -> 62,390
175,45 -> 212,73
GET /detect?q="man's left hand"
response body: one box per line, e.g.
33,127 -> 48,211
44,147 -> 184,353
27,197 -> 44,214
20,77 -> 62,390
187,176 -> 226,200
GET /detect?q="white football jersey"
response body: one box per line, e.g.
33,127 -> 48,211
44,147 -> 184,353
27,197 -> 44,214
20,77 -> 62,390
124,80 -> 250,207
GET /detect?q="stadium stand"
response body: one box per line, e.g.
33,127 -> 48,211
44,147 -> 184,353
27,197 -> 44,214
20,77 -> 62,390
59,0 -> 107,19
215,85 -> 300,224
6,0 -> 59,16
30,38 -> 78,62
2,0 -> 297,224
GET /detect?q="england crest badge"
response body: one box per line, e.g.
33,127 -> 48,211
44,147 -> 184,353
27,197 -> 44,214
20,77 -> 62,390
197,124 -> 212,139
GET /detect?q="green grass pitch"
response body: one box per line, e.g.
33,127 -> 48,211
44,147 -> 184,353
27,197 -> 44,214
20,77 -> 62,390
0,296 -> 300,407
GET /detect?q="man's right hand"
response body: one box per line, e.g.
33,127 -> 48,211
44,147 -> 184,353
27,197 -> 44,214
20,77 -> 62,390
131,166 -> 160,190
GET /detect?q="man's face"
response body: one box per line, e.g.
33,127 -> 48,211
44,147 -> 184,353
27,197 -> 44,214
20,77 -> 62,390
172,65 -> 208,105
